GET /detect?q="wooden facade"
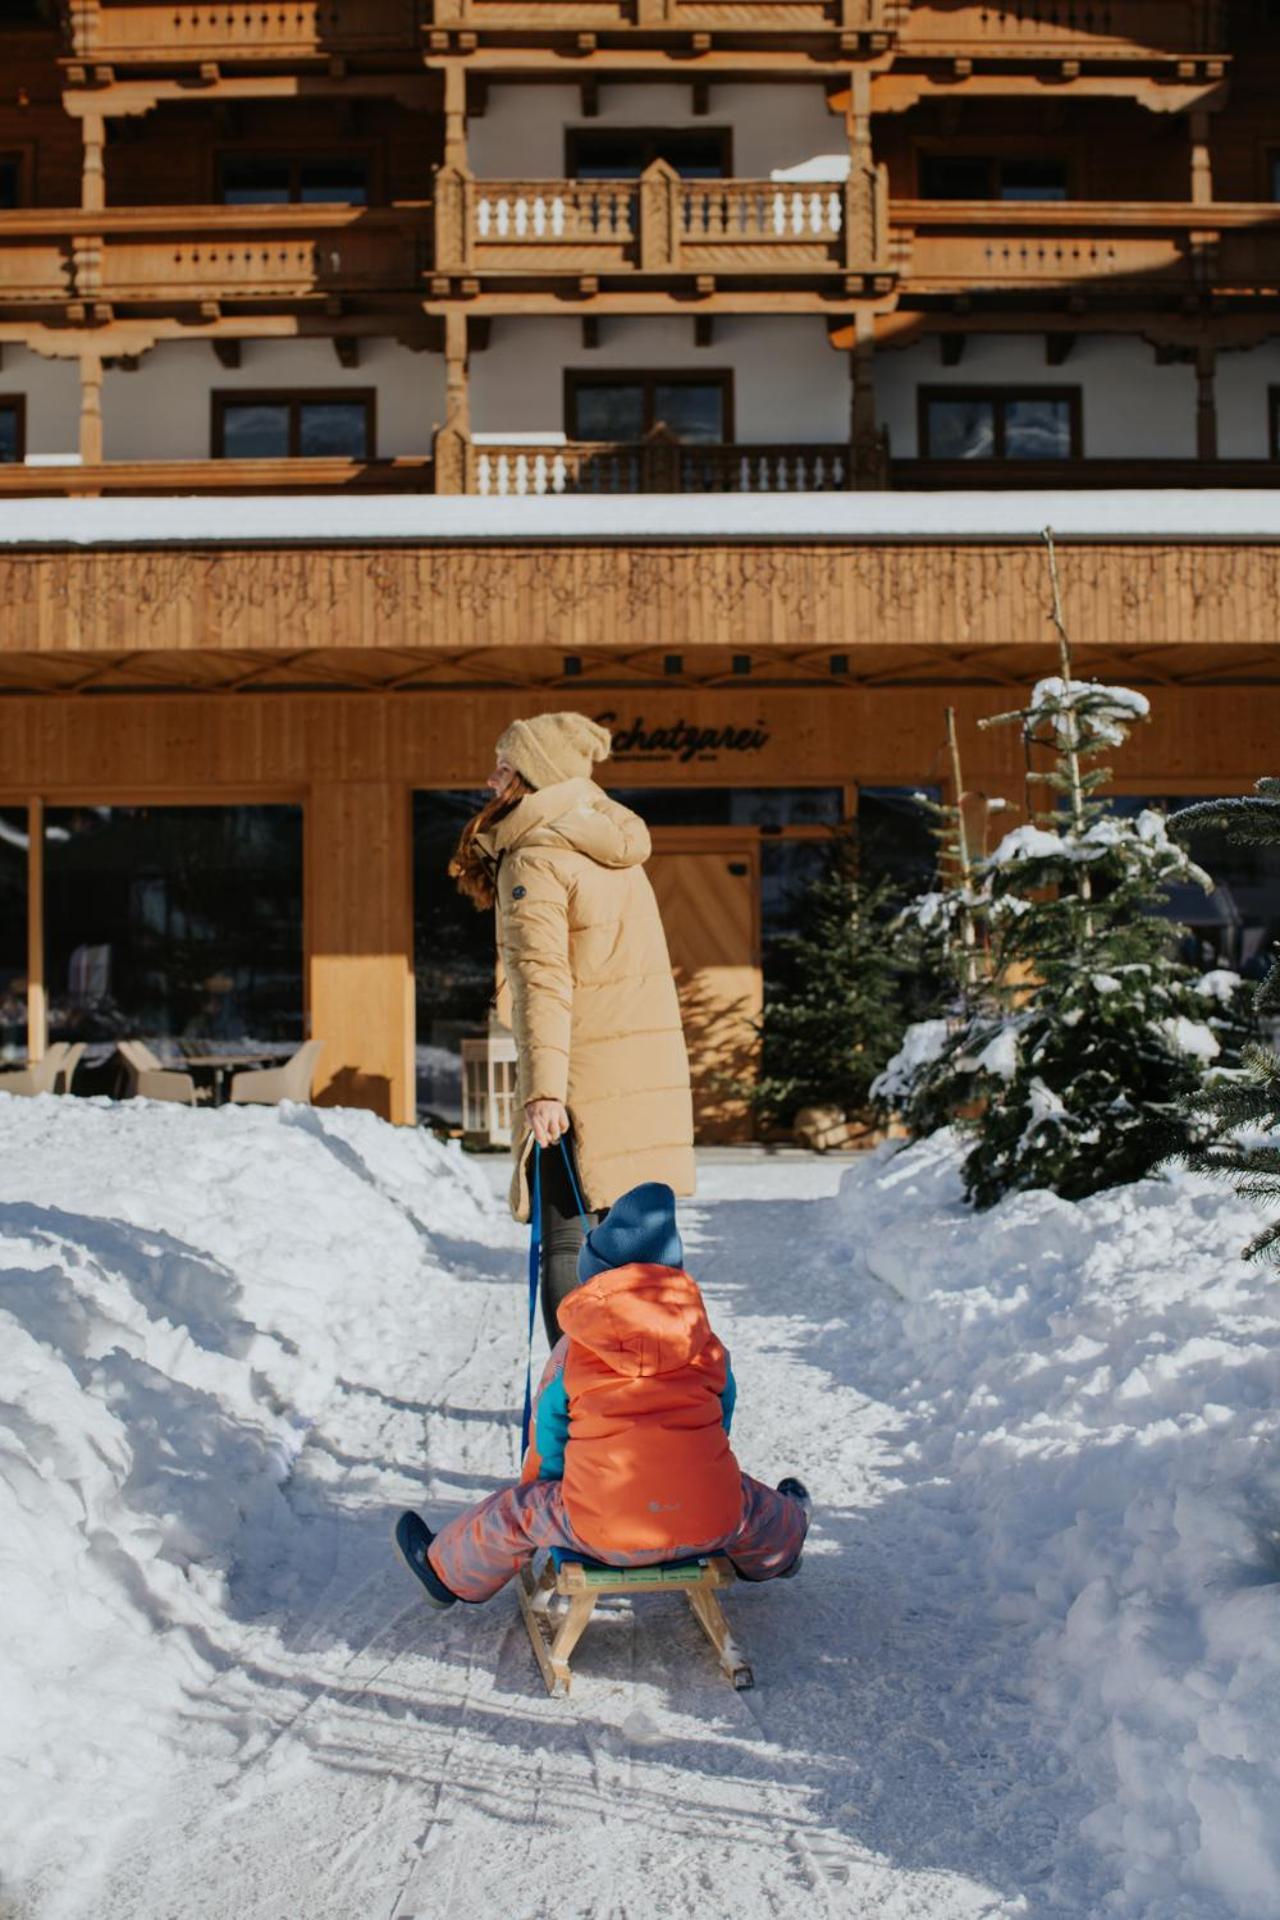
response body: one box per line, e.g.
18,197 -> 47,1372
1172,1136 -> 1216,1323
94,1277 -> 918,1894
0,4 -> 1277,1127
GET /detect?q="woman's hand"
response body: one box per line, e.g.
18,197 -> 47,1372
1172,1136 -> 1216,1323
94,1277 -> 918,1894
525,1099 -> 570,1149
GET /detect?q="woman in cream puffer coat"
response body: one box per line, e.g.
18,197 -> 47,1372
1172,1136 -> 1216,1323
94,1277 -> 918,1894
451,711 -> 694,1341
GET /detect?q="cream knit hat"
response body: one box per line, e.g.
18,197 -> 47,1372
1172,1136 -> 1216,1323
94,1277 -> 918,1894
495,712 -> 612,790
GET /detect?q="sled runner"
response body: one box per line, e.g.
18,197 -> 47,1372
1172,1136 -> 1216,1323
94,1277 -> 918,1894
517,1550 -> 753,1696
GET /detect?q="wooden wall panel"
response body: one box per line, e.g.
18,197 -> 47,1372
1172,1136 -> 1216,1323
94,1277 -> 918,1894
306,779 -> 414,1124
4,542 -> 1280,658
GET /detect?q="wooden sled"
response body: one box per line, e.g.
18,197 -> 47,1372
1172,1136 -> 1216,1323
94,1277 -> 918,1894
517,1552 -> 753,1696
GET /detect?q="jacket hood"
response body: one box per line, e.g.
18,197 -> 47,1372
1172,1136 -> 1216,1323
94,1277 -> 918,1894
558,1263 -> 712,1377
490,777 -> 650,870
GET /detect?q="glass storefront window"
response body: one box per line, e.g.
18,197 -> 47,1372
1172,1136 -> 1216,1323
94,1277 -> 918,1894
613,788 -> 844,828
414,791 -> 499,1123
44,805 -> 303,1050
0,807 -> 27,1062
1108,796 -> 1280,979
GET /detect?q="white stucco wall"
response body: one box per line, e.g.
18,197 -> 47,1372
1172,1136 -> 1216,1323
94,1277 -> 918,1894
102,338 -> 445,461
876,335 -> 1198,460
1217,342 -> 1280,459
0,348 -> 81,461
470,315 -> 848,442
468,82 -> 838,180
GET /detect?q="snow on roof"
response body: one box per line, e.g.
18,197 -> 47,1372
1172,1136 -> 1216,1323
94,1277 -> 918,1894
0,491 -> 1278,548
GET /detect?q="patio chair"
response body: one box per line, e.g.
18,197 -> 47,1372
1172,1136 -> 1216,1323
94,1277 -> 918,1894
228,1039 -> 324,1107
0,1041 -> 71,1098
117,1039 -> 200,1106
58,1042 -> 86,1094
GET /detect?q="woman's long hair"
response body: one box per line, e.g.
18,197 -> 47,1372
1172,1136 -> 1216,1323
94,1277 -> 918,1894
449,775 -> 533,910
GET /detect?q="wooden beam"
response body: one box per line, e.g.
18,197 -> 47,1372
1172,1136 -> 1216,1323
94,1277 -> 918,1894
1196,344 -> 1218,461
213,338 -> 241,369
78,351 -> 103,467
333,336 -> 360,369
940,334 -> 965,366
1046,332 -> 1076,366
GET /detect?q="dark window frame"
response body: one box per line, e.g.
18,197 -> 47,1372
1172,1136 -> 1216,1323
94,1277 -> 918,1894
564,126 -> 733,179
213,148 -> 379,205
0,395 -> 27,464
0,146 -> 34,208
1270,387 -> 1280,459
918,385 -> 1083,461
565,369 -> 735,443
913,144 -> 1075,201
211,388 -> 377,459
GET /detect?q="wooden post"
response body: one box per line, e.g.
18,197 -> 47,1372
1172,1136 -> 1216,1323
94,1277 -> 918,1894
442,61 -> 468,172
306,780 -> 415,1125
849,310 -> 886,489
78,349 -> 103,467
433,308 -> 471,494
432,163 -> 473,275
1190,109 -> 1213,206
82,111 -> 106,212
638,160 -> 680,274
27,798 -> 46,1064
1196,344 -> 1218,461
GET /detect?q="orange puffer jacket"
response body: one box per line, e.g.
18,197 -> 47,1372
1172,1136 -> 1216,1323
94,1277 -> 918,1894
522,1262 -> 744,1559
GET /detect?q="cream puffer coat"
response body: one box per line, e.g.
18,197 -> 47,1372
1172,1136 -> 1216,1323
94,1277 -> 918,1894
479,777 -> 695,1221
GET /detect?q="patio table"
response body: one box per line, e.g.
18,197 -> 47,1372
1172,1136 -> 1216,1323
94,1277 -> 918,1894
180,1049 -> 282,1107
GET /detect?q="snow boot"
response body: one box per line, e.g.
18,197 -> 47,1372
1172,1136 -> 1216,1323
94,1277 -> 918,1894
393,1511 -> 457,1609
777,1477 -> 811,1579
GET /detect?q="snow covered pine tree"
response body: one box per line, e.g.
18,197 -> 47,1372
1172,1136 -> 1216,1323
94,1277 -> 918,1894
1170,778 -> 1280,1264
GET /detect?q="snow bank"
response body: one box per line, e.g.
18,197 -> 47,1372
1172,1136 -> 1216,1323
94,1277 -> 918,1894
0,1095 -> 499,1916
845,1133 -> 1280,1919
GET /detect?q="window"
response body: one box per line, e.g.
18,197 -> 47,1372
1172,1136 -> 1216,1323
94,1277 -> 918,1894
0,809 -> 27,1064
567,129 -> 731,180
218,156 -> 369,205
0,155 -> 21,209
918,154 -> 1069,201
1271,389 -> 1280,459
0,397 -> 25,463
212,390 -> 375,459
566,372 -> 732,444
1107,797 -> 1280,978
1271,152 -> 1280,201
45,805 -> 304,1048
919,387 -> 1081,461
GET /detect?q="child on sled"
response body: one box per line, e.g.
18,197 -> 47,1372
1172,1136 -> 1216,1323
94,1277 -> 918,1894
394,1182 -> 810,1607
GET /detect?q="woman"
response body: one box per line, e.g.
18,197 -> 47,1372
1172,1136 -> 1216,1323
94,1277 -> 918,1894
450,711 -> 694,1342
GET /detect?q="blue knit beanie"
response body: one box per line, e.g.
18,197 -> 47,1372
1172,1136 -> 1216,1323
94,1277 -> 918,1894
577,1182 -> 684,1283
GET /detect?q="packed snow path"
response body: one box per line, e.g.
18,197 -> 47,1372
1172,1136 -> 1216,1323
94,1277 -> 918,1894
4,1102 -> 1279,1920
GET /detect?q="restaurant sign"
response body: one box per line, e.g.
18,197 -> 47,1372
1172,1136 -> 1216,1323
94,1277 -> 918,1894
596,711 -> 772,766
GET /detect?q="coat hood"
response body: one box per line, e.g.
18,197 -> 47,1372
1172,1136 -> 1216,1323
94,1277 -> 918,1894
558,1264 -> 712,1378
490,777 -> 651,870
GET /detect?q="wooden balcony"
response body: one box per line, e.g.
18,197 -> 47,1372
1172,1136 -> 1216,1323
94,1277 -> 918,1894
437,163 -> 890,280
898,1 -> 1226,62
894,202 -> 1280,299
466,440 -> 862,491
426,0 -> 900,39
0,206 -> 431,309
59,0 -> 423,63
0,458 -> 434,496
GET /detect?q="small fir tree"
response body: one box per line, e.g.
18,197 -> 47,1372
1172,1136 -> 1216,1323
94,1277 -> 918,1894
956,532 -> 1221,1207
754,834 -> 909,1132
1170,779 -> 1280,1264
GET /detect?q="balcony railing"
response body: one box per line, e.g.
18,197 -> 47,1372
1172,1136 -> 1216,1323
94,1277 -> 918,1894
467,440 -> 862,493
427,0 -> 902,36
60,0 -> 424,61
0,206 -> 431,307
438,163 -> 891,280
898,1 -> 1226,60
894,202 -> 1280,297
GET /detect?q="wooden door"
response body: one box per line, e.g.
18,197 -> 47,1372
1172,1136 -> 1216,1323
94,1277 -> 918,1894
647,835 -> 761,1143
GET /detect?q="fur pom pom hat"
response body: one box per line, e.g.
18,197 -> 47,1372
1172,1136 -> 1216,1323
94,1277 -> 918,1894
495,711 -> 612,790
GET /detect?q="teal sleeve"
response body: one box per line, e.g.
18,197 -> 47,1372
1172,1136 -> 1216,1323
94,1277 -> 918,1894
533,1368 -> 570,1480
719,1361 -> 737,1436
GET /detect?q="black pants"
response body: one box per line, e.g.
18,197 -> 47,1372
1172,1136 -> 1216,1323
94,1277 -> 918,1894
539,1136 -> 606,1346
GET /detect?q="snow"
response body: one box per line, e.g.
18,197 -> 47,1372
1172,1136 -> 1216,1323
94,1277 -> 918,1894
4,491 -> 1280,546
4,1098 -> 1280,1920
1158,1016 -> 1223,1064
974,1026 -> 1020,1080
871,1016 -> 951,1102
1029,679 -> 1152,747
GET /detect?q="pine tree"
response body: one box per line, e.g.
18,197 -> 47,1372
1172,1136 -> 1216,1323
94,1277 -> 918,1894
754,834 -> 908,1132
957,532 -> 1222,1208
1170,779 -> 1280,1264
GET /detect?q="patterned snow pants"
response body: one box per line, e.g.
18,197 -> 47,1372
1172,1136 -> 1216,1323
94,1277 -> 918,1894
428,1473 -> 809,1604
